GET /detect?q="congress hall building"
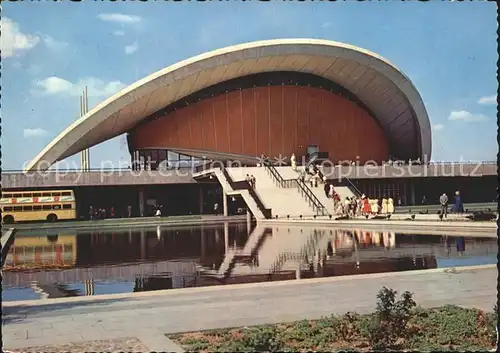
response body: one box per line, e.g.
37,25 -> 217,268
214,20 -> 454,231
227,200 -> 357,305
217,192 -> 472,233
15,39 -> 495,217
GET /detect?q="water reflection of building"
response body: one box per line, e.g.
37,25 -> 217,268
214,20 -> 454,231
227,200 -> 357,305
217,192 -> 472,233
195,227 -> 496,286
4,225 -> 496,299
2,223 -> 251,296
4,234 -> 77,268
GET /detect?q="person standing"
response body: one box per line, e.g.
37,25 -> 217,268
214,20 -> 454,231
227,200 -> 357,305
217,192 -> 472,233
324,183 -> 330,198
439,193 -> 448,218
291,153 -> 297,171
127,205 -> 132,218
453,191 -> 464,213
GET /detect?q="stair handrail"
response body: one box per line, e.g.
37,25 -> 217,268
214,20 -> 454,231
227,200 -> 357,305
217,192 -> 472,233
295,177 -> 331,217
262,159 -> 287,187
221,167 -> 272,219
344,177 -> 363,197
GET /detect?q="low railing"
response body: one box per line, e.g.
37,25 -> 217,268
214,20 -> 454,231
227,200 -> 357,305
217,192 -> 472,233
344,177 -> 363,197
220,168 -> 272,219
295,178 -> 330,217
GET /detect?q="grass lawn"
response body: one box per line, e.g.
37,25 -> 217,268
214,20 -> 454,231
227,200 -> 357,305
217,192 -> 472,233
168,288 -> 497,352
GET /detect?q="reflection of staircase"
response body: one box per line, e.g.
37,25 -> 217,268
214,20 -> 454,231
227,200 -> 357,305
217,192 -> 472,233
30,282 -> 80,299
220,227 -> 269,278
201,226 -> 270,278
270,229 -> 326,273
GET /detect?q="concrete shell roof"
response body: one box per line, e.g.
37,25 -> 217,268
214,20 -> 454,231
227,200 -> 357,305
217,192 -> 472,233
25,38 -> 431,171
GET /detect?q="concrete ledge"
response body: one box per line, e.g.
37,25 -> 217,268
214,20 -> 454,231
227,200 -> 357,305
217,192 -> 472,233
4,264 -> 495,308
12,215 -> 248,232
259,218 -> 497,234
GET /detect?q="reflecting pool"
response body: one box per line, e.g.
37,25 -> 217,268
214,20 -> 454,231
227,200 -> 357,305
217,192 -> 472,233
2,222 -> 496,301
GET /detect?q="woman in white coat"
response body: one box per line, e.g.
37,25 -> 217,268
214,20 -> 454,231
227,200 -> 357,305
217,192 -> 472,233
291,153 -> 297,170
387,197 -> 394,214
381,198 -> 388,214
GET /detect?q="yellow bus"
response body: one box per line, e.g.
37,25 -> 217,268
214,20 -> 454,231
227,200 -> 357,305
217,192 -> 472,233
0,189 -> 77,224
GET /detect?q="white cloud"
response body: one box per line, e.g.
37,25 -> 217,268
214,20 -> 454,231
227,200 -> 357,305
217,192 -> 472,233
97,13 -> 141,24
448,110 -> 488,123
24,128 -> 48,138
125,42 -> 138,54
113,30 -> 125,36
477,95 -> 497,105
43,35 -> 68,50
33,76 -> 127,97
321,22 -> 332,28
432,124 -> 444,131
0,17 -> 40,58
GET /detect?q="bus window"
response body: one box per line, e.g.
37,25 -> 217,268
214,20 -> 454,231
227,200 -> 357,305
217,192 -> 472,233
42,193 -> 51,197
51,192 -> 61,197
23,205 -> 33,211
13,206 -> 23,211
3,193 -> 12,198
61,192 -> 72,196
42,205 -> 52,210
32,193 -> 42,197
3,206 -> 13,212
52,205 -> 61,210
33,205 -> 42,210
62,204 -> 72,210
13,194 -> 22,198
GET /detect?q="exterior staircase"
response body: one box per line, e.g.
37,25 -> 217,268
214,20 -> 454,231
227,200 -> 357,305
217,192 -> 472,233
193,168 -> 271,219
226,167 -> 317,217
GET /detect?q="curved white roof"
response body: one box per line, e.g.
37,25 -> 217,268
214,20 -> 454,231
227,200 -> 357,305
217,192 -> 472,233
25,38 -> 431,171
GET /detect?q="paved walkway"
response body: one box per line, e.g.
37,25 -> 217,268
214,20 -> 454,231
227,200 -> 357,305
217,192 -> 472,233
261,218 -> 497,236
3,265 -> 496,351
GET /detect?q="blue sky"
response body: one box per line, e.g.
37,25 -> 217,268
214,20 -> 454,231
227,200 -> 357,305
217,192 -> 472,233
2,1 -> 497,170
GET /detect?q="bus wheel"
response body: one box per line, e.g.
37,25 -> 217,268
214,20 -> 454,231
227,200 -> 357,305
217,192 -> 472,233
3,215 -> 14,224
47,214 -> 58,222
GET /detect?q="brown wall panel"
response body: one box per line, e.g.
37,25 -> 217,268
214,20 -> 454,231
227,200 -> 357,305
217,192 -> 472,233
241,89 -> 257,156
308,95 -> 321,147
318,90 -> 332,153
269,86 -> 283,157
131,85 -> 390,163
177,105 -> 192,147
200,100 -> 216,150
296,86 -> 310,155
282,86 -> 298,155
255,86 -> 270,156
227,89 -> 243,154
189,104 -> 203,150
213,94 -> 229,152
166,111 -> 179,146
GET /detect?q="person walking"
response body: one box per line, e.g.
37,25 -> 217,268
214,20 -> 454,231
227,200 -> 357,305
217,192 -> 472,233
439,193 -> 448,218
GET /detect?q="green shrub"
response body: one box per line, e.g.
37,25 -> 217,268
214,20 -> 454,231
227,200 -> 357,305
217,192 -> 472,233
365,286 -> 416,350
240,326 -> 284,352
